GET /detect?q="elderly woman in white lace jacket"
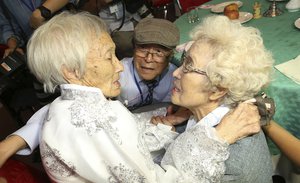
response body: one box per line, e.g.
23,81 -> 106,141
13,12 -> 262,183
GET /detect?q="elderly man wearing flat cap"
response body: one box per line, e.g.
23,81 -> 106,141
118,18 -> 179,110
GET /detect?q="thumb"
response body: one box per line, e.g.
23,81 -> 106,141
166,105 -> 174,116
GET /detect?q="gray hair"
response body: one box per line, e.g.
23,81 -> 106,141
190,15 -> 274,105
27,11 -> 108,93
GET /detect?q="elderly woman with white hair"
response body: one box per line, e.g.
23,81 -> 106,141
0,12 -> 264,183
153,15 -> 274,182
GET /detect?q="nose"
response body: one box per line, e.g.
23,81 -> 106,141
118,61 -> 124,72
114,56 -> 124,72
173,67 -> 182,79
145,52 -> 154,63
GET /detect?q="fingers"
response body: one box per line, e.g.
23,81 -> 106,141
238,123 -> 261,140
166,105 -> 174,116
235,103 -> 260,124
3,49 -> 12,58
3,48 -> 24,58
15,48 -> 25,55
151,116 -> 161,125
216,103 -> 261,144
237,104 -> 260,133
151,116 -> 172,126
151,116 -> 176,131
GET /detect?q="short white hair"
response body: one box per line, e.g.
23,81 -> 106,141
27,11 -> 107,93
190,15 -> 274,105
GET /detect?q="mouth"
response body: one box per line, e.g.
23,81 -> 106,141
140,66 -> 155,72
172,82 -> 181,93
113,78 -> 121,88
172,86 -> 180,93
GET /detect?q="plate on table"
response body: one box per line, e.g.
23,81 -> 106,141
232,12 -> 253,24
211,1 -> 243,13
295,18 -> 300,29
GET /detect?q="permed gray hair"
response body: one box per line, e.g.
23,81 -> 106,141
27,11 -> 108,93
190,15 -> 274,105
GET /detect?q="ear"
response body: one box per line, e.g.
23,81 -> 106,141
61,65 -> 80,84
209,88 -> 228,101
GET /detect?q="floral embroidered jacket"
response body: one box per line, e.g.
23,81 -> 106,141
40,84 -> 229,183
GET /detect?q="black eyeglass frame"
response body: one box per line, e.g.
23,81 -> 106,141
135,45 -> 171,63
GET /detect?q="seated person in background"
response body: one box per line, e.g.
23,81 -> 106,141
0,0 -> 77,57
118,17 -> 178,111
0,12 -> 263,182
152,15 -> 274,182
26,12 -> 261,182
263,120 -> 300,166
0,0 -> 80,109
119,17 -> 191,127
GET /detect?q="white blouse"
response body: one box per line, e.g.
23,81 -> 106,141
40,84 -> 229,183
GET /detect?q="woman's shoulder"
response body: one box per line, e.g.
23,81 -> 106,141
224,131 -> 273,182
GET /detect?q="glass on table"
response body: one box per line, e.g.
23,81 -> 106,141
186,6 -> 200,23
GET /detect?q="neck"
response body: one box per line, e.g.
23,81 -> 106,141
190,102 -> 220,121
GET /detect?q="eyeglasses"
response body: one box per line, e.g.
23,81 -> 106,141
135,46 -> 170,63
180,51 -> 207,75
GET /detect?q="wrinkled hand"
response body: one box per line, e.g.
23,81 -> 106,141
150,106 -> 191,131
151,116 -> 176,131
3,37 -> 24,58
215,103 -> 261,144
166,106 -> 192,125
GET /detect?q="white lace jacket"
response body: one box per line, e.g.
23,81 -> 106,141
40,84 -> 229,183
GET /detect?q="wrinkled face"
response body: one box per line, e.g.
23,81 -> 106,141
81,32 -> 124,98
134,44 -> 171,81
171,42 -> 213,110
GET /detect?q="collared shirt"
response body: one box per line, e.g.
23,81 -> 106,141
118,57 -> 177,107
0,0 -> 77,45
186,105 -> 230,130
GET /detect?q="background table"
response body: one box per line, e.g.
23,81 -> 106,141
174,0 -> 300,155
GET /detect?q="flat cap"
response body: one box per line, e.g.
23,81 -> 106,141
134,18 -> 179,49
